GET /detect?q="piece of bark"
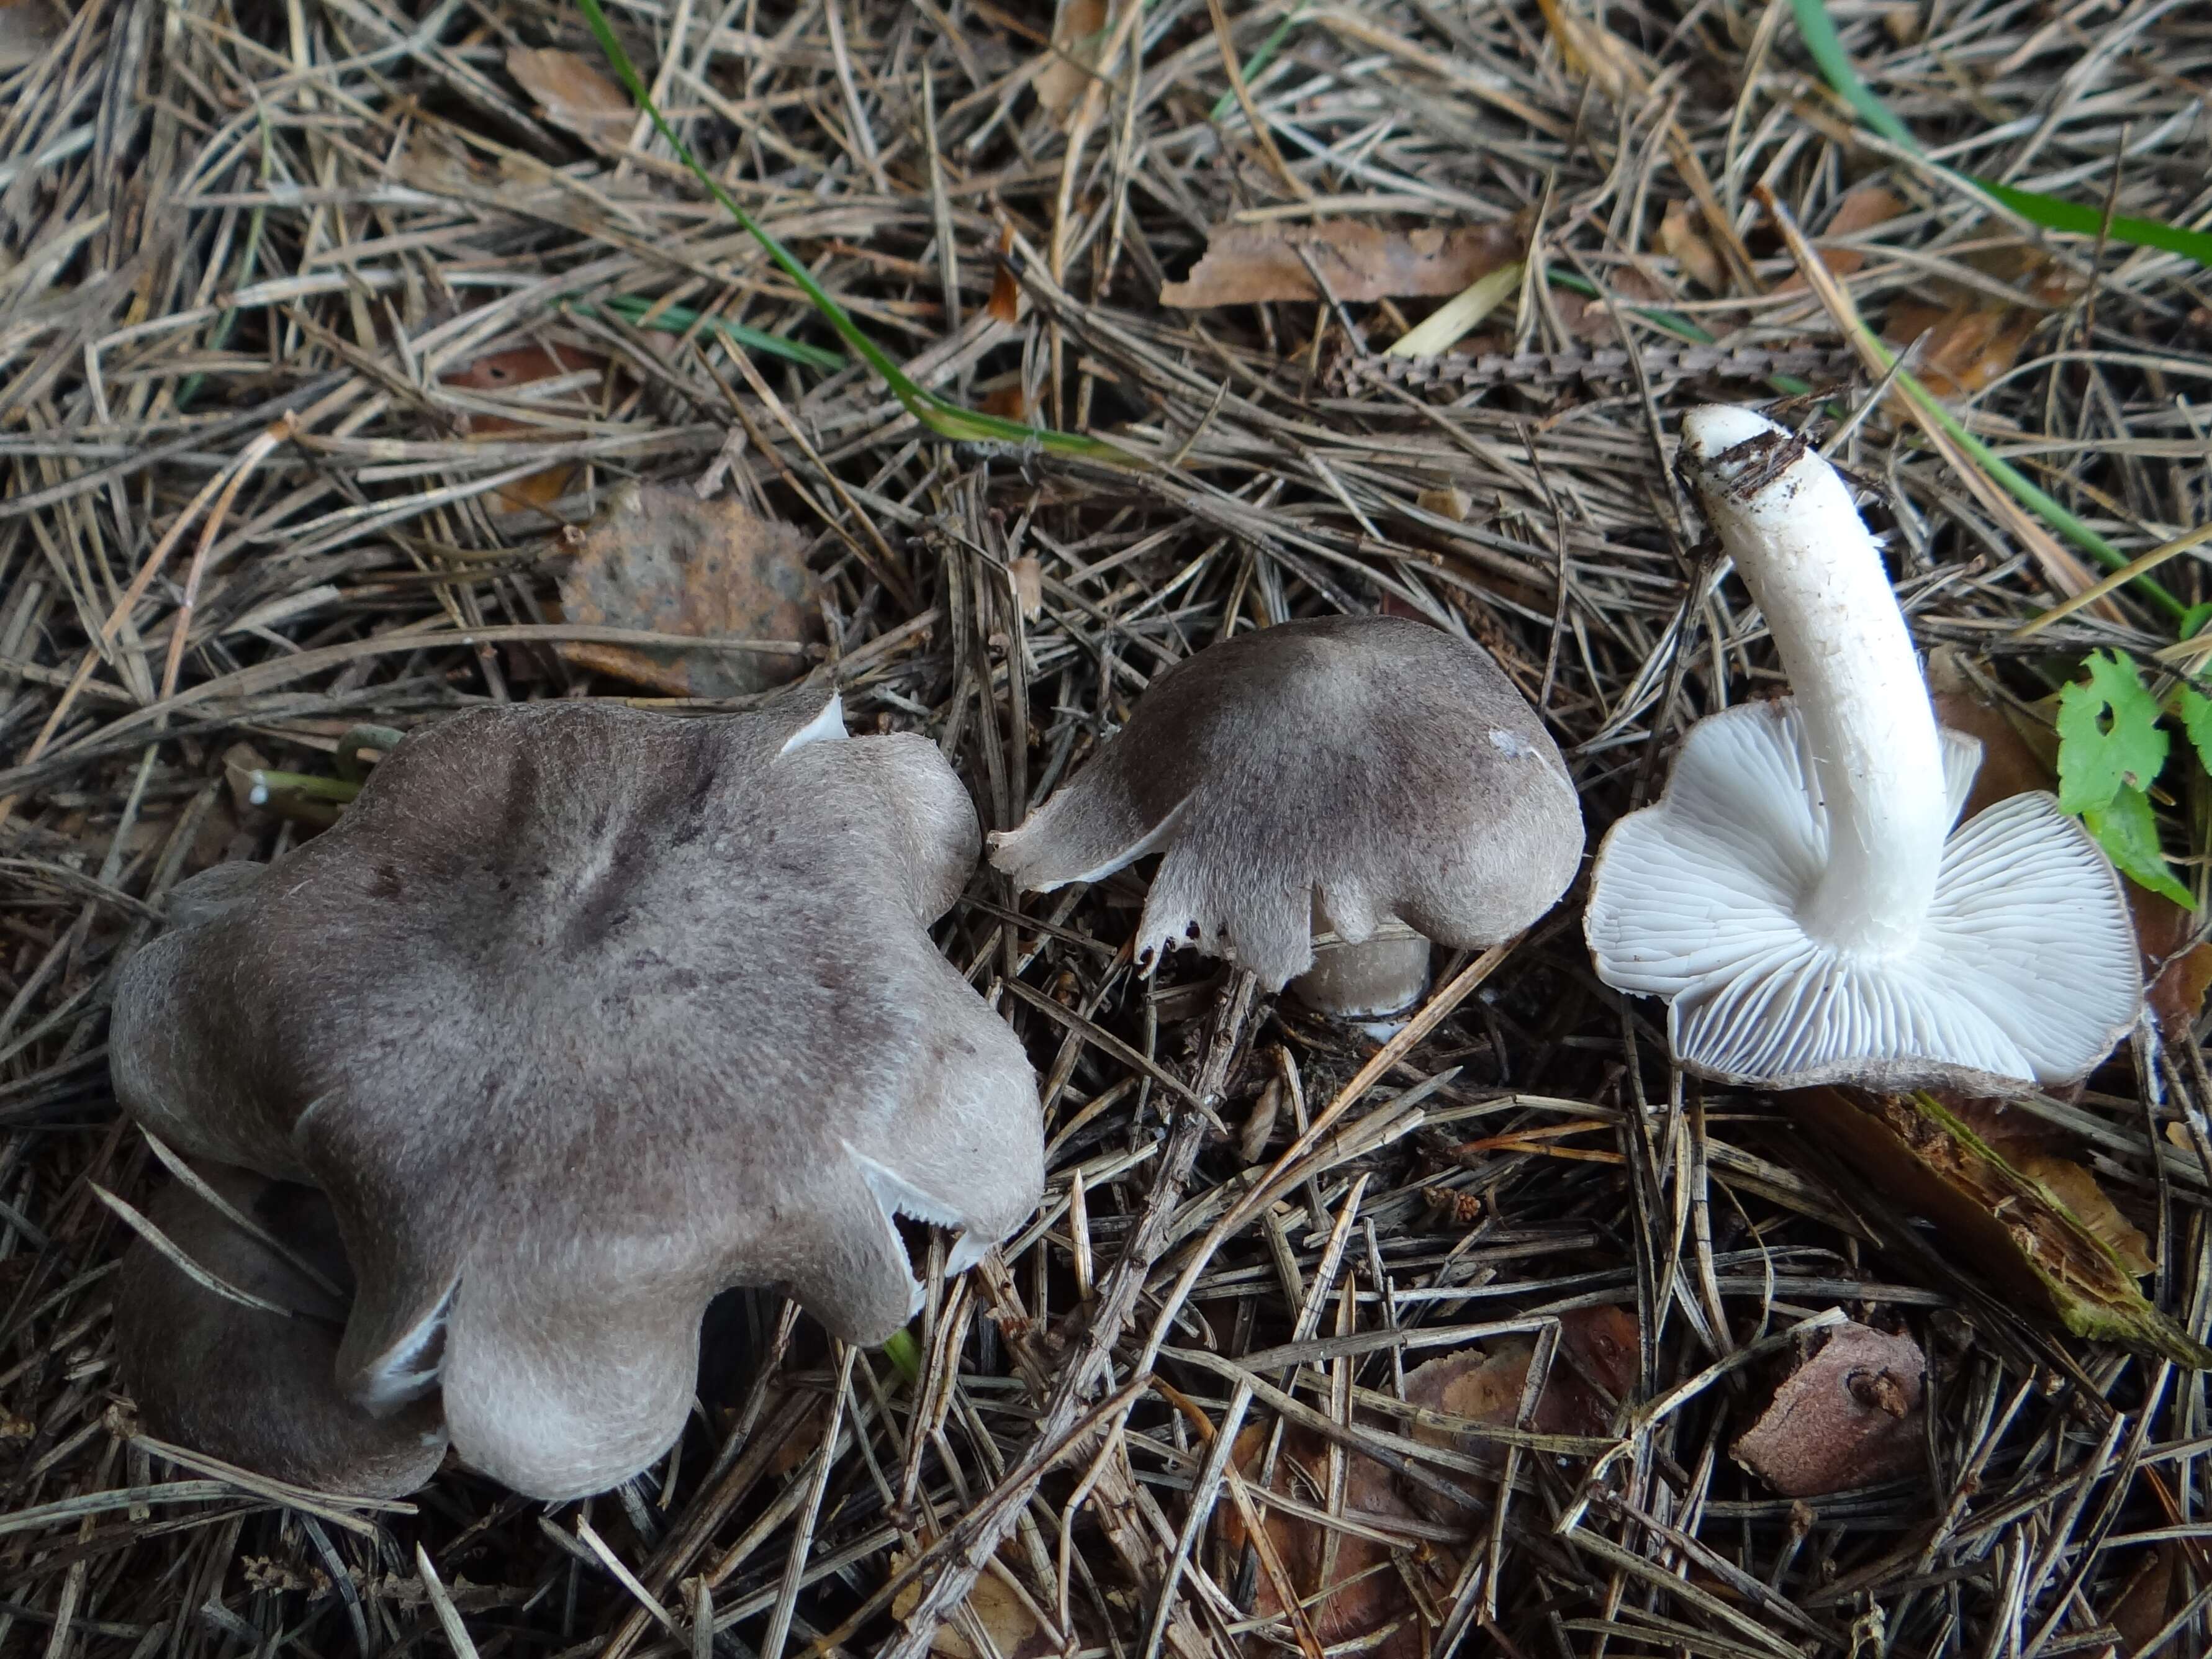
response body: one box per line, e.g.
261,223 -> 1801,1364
1732,1322 -> 1926,1498
1787,1087 -> 2211,1365
553,482 -> 818,698
1162,219 -> 1523,307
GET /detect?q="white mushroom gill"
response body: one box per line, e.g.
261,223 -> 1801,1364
1584,405 -> 2142,1093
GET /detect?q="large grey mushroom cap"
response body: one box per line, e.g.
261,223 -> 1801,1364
110,690 -> 1042,1501
1584,697 -> 2142,1092
990,614 -> 1584,990
112,1167 -> 448,1498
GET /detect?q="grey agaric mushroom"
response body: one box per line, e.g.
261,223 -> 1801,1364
113,1167 -> 448,1497
1585,405 -> 2141,1090
990,615 -> 1584,1017
111,690 -> 1042,1500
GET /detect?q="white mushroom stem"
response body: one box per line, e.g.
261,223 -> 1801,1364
1681,407 -> 1949,957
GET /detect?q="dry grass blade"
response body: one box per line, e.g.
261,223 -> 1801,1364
4,2 -> 2210,1657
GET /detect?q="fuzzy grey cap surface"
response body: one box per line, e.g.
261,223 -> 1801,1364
113,1167 -> 449,1498
111,691 -> 1042,1500
990,614 -> 1584,989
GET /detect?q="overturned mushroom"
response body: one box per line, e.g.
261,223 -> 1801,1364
111,690 -> 1042,1500
113,1166 -> 448,1498
991,615 -> 1584,1018
1584,407 -> 2141,1090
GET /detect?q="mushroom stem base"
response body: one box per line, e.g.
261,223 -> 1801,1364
1291,928 -> 1432,1021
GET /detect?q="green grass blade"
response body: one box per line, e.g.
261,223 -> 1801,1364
567,294 -> 846,371
1787,0 -> 1920,153
1971,178 -> 2212,269
1792,0 -> 2212,271
575,0 -> 1135,462
1208,4 -> 1310,122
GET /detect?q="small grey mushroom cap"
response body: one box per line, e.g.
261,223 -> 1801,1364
112,1166 -> 448,1498
109,689 -> 1042,1501
1584,698 -> 2142,1092
989,615 -> 1584,990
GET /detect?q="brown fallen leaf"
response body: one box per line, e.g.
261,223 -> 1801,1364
1213,1422 -> 1451,1659
1162,219 -> 1523,307
1658,200 -> 1727,294
1732,1321 -> 1926,1498
1787,1087 -> 2211,1365
986,224 -> 1021,325
1885,296 -> 2041,397
1774,184 -> 1903,296
890,1550 -> 1057,1659
553,482 -> 818,698
507,47 -> 633,142
2106,1544 -> 2182,1655
1035,0 -> 1110,121
1398,1306 -> 1637,1522
443,341 -> 607,514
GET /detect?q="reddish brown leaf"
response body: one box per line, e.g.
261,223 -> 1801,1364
507,47 -> 633,142
978,384 -> 1033,421
1213,1423 -> 1450,1659
553,482 -> 818,698
2106,1545 -> 2181,1655
1162,219 -> 1524,307
987,224 -> 1021,325
1658,199 -> 1727,294
443,342 -> 607,513
1731,1322 -> 1927,1498
1774,184 -> 1902,294
2013,1152 -> 2155,1276
1885,296 -> 2040,396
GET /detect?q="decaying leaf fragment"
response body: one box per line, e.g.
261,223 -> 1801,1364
1034,0 -> 1111,120
1731,1321 -> 1926,1498
443,341 -> 608,514
1788,1087 -> 2211,1366
553,483 -> 818,698
507,47 -> 633,142
1162,219 -> 1523,307
1212,1422 -> 1452,1659
1658,200 -> 1727,294
889,1550 -> 1057,1659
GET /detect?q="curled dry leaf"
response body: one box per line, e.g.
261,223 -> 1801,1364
1731,1321 -> 1926,1498
1035,0 -> 1110,121
507,47 -> 633,142
1788,1087 -> 2211,1365
1658,200 -> 1727,294
1884,248 -> 2072,397
554,482 -> 819,698
1162,219 -> 1523,308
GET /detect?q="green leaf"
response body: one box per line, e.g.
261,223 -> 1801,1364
1789,0 -> 2212,274
2083,785 -> 2194,908
2176,685 -> 2212,780
566,294 -> 845,371
1787,0 -> 1920,154
2183,602 -> 2212,642
2056,649 -> 2170,813
1973,178 -> 2212,273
